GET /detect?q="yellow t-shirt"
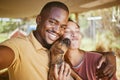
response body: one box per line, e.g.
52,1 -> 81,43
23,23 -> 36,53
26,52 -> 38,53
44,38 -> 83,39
0,32 -> 50,80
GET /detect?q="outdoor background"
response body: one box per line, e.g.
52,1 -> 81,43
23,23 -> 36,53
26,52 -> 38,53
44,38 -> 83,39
0,5 -> 120,79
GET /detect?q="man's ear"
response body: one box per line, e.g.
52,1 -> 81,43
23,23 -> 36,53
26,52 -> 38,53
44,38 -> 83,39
36,15 -> 41,25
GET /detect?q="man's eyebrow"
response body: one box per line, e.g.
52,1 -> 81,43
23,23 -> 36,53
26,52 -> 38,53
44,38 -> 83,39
49,18 -> 58,22
49,18 -> 67,26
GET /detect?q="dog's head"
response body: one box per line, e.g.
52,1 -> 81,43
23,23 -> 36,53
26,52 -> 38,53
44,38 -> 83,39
50,38 -> 71,64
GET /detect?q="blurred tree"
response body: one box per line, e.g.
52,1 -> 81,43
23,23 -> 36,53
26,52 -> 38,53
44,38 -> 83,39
0,19 -> 20,33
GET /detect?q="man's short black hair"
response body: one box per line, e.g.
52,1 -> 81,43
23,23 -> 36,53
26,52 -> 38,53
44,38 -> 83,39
40,1 -> 69,16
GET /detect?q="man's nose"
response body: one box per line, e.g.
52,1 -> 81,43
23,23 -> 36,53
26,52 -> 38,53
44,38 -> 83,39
53,25 -> 60,33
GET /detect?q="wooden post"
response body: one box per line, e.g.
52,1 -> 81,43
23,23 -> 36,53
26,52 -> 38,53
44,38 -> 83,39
75,13 -> 79,23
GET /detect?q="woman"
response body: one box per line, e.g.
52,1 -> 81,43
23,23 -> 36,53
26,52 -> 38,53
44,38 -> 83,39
63,19 -> 117,80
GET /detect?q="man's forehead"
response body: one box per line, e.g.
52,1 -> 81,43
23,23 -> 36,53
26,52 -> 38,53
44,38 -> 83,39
49,7 -> 68,18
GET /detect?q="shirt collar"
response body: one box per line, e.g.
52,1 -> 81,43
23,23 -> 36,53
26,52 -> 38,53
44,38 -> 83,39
28,32 -> 48,51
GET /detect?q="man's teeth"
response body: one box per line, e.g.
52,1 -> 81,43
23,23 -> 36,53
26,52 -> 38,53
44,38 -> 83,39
50,34 -> 57,38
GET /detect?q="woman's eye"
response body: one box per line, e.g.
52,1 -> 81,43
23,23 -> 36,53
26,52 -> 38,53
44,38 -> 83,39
76,31 -> 80,33
65,31 -> 70,33
61,26 -> 66,29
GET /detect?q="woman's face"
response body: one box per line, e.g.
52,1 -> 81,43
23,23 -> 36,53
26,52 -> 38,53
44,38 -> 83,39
63,21 -> 82,49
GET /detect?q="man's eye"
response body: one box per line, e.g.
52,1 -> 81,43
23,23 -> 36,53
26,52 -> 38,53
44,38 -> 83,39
49,20 -> 56,25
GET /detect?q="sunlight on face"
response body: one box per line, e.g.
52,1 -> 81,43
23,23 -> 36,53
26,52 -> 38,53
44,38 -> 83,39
63,21 -> 82,49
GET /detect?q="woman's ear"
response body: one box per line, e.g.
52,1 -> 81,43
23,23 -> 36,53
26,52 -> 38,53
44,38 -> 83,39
36,15 -> 41,25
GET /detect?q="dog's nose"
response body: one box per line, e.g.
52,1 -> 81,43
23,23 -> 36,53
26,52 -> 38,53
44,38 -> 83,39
62,38 -> 71,47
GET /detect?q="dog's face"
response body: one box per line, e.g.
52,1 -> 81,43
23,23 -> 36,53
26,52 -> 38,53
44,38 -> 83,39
50,38 -> 71,65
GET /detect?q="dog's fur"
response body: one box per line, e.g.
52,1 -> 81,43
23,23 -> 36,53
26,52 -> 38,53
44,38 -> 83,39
48,38 -> 82,80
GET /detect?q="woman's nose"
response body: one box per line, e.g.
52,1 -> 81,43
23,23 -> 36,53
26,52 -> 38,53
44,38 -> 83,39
71,32 -> 75,37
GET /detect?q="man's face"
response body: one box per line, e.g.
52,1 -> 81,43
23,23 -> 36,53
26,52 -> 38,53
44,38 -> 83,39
63,21 -> 82,49
37,7 -> 68,45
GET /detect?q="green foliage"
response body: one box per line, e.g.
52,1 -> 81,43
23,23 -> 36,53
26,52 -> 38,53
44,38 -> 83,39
0,33 -> 8,43
78,14 -> 88,28
0,19 -> 18,33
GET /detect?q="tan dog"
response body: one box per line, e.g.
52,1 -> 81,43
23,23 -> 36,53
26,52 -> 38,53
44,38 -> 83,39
48,38 -> 82,80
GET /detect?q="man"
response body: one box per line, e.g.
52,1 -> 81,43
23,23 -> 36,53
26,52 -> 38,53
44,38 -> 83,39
0,1 -> 70,80
0,1 -> 116,80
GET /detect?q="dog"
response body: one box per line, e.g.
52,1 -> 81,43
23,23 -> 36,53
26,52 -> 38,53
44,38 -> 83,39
48,38 -> 82,80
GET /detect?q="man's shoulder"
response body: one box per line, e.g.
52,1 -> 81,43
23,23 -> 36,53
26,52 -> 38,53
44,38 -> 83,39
0,35 -> 29,47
